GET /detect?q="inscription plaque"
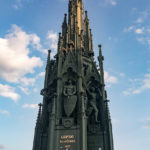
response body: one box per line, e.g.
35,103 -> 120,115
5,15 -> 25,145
55,128 -> 80,150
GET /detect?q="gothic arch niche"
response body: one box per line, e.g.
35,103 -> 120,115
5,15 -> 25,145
85,76 -> 102,125
62,67 -> 78,123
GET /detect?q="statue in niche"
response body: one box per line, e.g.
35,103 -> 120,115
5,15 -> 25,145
87,82 -> 100,123
63,79 -> 77,117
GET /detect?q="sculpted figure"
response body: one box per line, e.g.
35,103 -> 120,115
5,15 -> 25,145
88,86 -> 99,123
63,79 -> 77,117
40,86 -> 56,99
63,80 -> 76,98
40,88 -> 48,97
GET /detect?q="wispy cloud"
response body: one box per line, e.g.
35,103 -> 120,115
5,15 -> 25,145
33,88 -> 38,93
123,8 -> 150,47
123,26 -> 144,34
18,71 -> 45,95
12,0 -> 34,10
20,77 -> 36,86
142,118 -> 150,129
103,71 -> 118,87
135,28 -> 144,34
104,71 -> 118,84
22,104 -> 38,109
136,18 -> 143,23
12,0 -> 22,10
19,86 -> 30,95
99,0 -> 117,6
123,26 -> 135,33
123,73 -> 150,95
0,83 -> 20,102
108,0 -> 117,6
104,0 -> 117,6
38,72 -> 45,77
0,110 -> 9,115
47,30 -> 58,51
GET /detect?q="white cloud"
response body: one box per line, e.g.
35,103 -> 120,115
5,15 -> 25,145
123,88 -> 133,95
33,88 -> 38,93
30,34 -> 42,49
0,110 -> 9,115
19,86 -> 30,95
0,25 -> 43,83
119,73 -> 125,77
20,77 -> 35,86
47,30 -> 58,52
142,119 -> 150,129
135,28 -> 144,34
110,0 -> 117,6
39,72 -> 45,77
12,0 -> 22,10
123,74 -> 150,95
147,29 -> 150,33
0,83 -> 20,102
136,18 -> 143,23
104,71 -> 118,84
137,37 -> 145,44
104,0 -> 117,6
22,104 -> 38,109
0,145 -> 7,149
123,26 -> 134,32
124,9 -> 150,47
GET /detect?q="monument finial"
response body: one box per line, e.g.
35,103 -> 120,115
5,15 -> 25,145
47,49 -> 51,64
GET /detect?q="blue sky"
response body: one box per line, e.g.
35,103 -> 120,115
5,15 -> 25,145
0,0 -> 150,150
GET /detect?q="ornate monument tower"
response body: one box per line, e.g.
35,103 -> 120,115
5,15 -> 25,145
32,0 -> 114,150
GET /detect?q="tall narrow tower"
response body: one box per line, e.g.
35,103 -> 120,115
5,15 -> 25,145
32,0 -> 114,150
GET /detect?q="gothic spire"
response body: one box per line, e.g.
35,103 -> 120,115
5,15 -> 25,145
59,0 -> 94,53
68,0 -> 83,32
67,0 -> 83,45
62,14 -> 67,48
98,45 -> 105,86
47,50 -> 51,64
44,50 -> 51,88
62,14 -> 67,35
84,11 -> 93,52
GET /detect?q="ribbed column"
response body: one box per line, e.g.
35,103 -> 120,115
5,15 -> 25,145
47,95 -> 56,150
80,93 -> 87,150
77,49 -> 87,150
56,51 -> 63,124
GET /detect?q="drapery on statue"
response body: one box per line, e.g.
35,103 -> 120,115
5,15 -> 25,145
63,79 -> 77,117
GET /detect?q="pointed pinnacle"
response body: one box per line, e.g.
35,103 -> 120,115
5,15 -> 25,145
98,44 -> 102,48
85,11 -> 88,16
98,45 -> 104,61
64,13 -> 67,22
38,103 -> 42,108
47,50 -> 51,63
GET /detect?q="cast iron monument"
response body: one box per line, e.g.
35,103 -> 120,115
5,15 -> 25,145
32,0 -> 114,150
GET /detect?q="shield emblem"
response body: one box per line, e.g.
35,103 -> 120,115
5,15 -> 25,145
64,95 -> 77,117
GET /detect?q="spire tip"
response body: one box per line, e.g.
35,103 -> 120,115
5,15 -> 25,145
48,49 -> 51,53
98,44 -> 102,48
